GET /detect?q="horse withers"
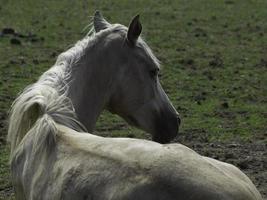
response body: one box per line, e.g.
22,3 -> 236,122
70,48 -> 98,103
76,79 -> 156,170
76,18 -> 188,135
7,11 -> 262,200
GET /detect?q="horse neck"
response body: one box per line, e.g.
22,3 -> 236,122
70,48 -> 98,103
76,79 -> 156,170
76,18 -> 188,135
67,48 -> 114,132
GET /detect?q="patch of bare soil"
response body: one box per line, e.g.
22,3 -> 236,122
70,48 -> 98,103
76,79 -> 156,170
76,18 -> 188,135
0,186 -> 14,200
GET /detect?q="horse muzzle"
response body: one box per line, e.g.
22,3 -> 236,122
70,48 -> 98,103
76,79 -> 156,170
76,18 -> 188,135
152,113 -> 181,144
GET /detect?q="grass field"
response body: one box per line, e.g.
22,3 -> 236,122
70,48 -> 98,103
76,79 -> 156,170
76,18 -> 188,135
0,0 -> 266,199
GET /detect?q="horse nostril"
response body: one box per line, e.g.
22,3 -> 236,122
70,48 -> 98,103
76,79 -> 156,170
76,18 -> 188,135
177,115 -> 181,126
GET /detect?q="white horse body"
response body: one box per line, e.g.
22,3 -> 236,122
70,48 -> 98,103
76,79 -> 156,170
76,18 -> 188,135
11,122 -> 261,200
8,11 -> 262,200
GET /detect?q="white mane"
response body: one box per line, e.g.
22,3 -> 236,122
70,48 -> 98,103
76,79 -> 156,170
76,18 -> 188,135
7,25 -> 99,156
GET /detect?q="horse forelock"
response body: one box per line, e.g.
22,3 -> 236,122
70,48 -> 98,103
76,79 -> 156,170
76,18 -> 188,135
137,39 -> 161,69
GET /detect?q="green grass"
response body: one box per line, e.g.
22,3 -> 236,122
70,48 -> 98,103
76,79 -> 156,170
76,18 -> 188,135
0,0 -> 267,198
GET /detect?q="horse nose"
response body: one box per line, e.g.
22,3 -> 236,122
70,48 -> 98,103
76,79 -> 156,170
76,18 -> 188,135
166,112 -> 180,137
172,113 -> 181,137
151,110 -> 181,144
177,114 -> 181,126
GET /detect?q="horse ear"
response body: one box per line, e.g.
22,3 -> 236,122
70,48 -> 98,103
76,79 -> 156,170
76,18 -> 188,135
94,10 -> 111,32
127,15 -> 142,46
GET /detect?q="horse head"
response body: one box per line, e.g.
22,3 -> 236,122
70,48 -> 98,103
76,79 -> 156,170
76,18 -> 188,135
92,11 -> 180,143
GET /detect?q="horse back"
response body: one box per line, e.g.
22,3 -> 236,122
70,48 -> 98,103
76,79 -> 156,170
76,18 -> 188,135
10,124 -> 262,200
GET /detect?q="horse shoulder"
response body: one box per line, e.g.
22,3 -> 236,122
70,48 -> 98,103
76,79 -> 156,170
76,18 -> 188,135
52,126 -> 157,199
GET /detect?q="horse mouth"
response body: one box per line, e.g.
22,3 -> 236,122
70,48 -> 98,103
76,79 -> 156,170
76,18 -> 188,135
123,112 -> 180,144
152,114 -> 180,144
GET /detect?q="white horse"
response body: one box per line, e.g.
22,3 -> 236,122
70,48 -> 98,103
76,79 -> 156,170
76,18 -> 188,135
8,11 -> 262,200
